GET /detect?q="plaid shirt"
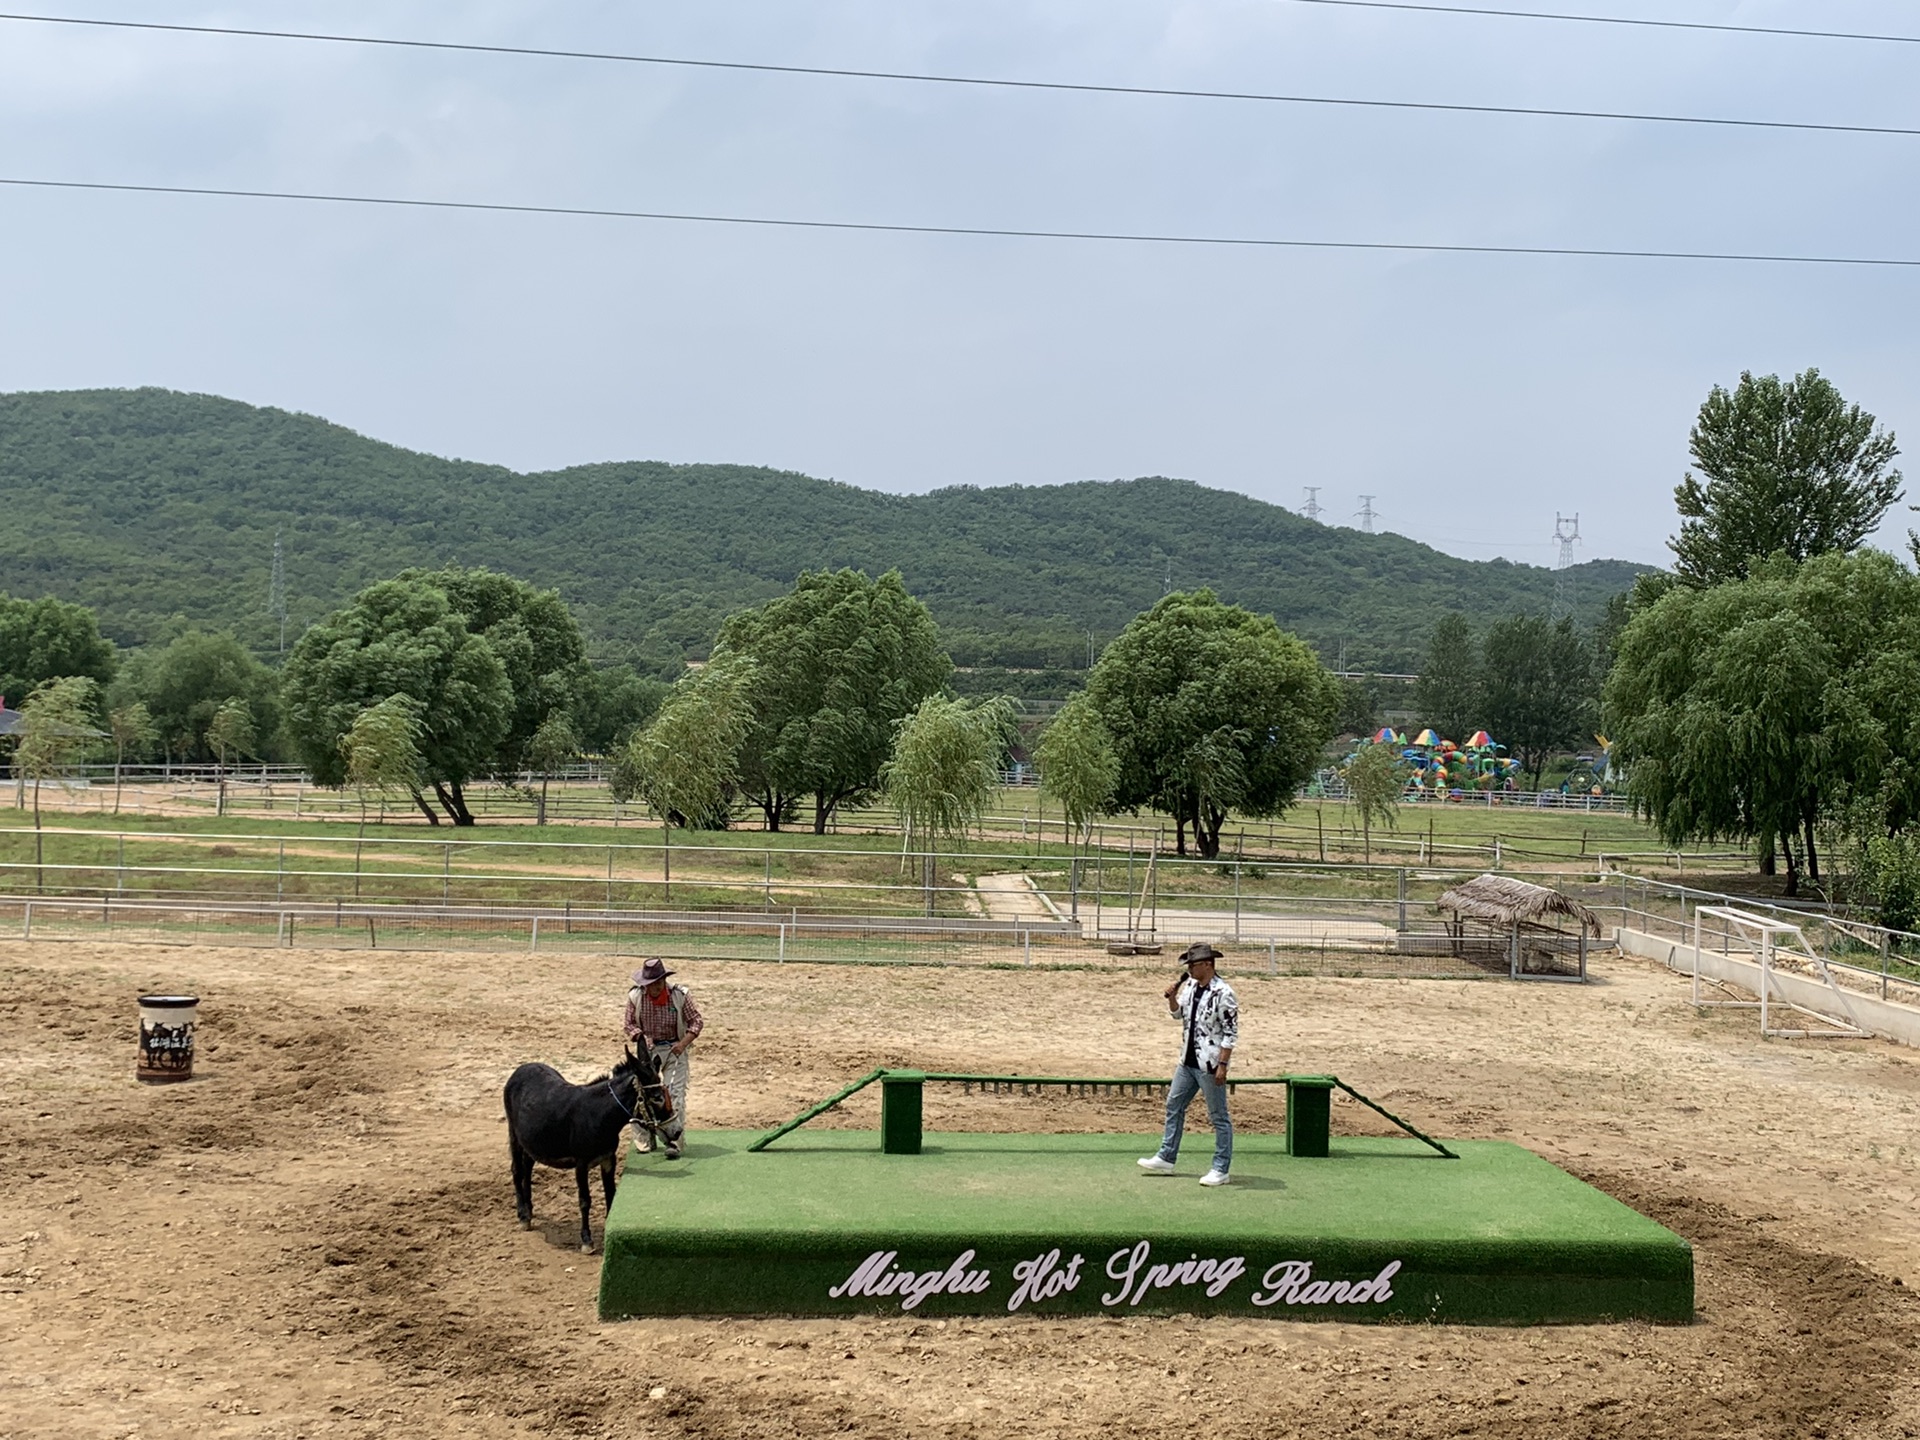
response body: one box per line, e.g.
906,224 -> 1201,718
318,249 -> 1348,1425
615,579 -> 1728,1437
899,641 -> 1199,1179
624,984 -> 704,1046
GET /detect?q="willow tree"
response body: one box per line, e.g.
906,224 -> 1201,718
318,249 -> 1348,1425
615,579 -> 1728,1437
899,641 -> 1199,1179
340,694 -> 424,837
883,696 -> 1015,915
617,659 -> 755,898
1340,741 -> 1409,865
107,701 -> 155,815
1037,693 -> 1117,845
1605,549 -> 1920,896
17,676 -> 98,890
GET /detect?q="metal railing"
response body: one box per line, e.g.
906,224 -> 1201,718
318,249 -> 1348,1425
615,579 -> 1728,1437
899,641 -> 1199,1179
1609,871 -> 1920,1006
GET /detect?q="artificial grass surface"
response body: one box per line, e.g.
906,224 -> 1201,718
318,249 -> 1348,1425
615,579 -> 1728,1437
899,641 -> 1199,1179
600,1131 -> 1692,1325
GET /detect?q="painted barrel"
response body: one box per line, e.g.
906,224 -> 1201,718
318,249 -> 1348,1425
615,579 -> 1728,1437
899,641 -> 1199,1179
137,994 -> 200,1083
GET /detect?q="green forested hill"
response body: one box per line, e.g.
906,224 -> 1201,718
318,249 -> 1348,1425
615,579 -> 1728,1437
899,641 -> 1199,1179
0,387 -> 1647,672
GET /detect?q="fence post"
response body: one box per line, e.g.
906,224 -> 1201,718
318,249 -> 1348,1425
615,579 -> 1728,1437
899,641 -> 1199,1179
530,916 -> 540,951
1397,868 -> 1407,933
22,902 -> 31,940
443,844 -> 451,905
1023,929 -> 1031,966
276,911 -> 288,948
778,923 -> 786,963
277,841 -> 285,904
1883,931 -> 1893,1001
1268,936 -> 1276,975
117,834 -> 125,898
1233,858 -> 1242,942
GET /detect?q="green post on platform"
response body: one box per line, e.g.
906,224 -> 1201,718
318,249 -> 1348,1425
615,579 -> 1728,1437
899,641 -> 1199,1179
880,1070 -> 924,1154
1285,1076 -> 1335,1158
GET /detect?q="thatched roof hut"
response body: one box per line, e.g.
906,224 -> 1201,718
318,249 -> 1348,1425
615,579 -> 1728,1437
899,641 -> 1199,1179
1436,875 -> 1603,937
1435,875 -> 1601,981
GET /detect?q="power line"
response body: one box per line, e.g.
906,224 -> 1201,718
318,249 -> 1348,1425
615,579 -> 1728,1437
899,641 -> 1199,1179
1276,0 -> 1920,48
1,11 -> 1916,141
8,174 -> 1920,268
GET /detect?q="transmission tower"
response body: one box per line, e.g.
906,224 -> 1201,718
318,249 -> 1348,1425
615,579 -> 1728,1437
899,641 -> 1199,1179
1356,495 -> 1378,534
269,530 -> 288,653
1302,486 -> 1323,522
1551,513 -> 1581,619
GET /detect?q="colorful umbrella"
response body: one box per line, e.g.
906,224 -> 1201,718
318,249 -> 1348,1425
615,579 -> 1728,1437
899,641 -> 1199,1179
1412,729 -> 1440,747
1465,730 -> 1493,748
1371,727 -> 1401,744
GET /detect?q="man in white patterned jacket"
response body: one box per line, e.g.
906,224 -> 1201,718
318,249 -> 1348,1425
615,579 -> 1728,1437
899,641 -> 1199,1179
1137,941 -> 1238,1186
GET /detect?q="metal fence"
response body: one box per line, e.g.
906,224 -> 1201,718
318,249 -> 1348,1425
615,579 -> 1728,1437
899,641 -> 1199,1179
4,770 -> 1733,873
1611,871 -> 1920,1007
0,864 -> 1611,982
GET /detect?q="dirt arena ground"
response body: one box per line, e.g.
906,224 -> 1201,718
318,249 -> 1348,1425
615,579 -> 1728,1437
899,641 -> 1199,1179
4,938 -> 1920,1439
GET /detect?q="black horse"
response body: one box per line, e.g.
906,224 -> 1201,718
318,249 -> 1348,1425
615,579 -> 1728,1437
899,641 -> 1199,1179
504,1045 -> 674,1253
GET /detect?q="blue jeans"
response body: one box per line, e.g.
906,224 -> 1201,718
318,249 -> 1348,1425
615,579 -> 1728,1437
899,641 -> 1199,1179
1157,1064 -> 1233,1174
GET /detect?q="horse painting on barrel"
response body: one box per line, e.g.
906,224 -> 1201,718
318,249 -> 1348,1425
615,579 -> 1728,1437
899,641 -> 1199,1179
504,1045 -> 674,1252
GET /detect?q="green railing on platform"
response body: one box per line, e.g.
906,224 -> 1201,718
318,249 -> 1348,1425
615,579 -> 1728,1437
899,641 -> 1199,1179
747,1068 -> 1456,1158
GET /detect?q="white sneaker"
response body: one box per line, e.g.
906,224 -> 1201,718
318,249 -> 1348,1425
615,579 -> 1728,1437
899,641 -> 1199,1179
1137,1156 -> 1176,1174
1199,1169 -> 1230,1187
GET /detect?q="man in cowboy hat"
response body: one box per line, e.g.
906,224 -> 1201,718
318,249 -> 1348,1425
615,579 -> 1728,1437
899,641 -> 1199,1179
1138,942 -> 1238,1186
622,958 -> 704,1159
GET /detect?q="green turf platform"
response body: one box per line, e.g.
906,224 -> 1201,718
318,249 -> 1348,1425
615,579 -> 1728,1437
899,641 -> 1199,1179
598,1131 -> 1692,1325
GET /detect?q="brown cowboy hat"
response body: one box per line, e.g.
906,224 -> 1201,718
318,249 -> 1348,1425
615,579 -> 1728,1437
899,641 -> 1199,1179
1180,942 -> 1224,968
632,958 -> 676,985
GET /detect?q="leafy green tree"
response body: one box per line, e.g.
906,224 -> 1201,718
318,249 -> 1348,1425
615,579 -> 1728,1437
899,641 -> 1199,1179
1085,590 -> 1339,859
719,569 -> 951,833
16,676 -> 99,886
110,629 -> 280,765
409,567 -> 586,778
339,694 -> 425,837
571,664 -> 671,754
525,712 -> 581,826
0,595 -> 115,711
1479,615 -> 1595,786
1605,550 -> 1920,896
1672,368 -> 1902,585
1340,741 -> 1408,864
1332,675 -> 1381,738
1036,692 -> 1119,847
283,577 -> 512,825
1413,613 -> 1479,741
106,701 -> 155,815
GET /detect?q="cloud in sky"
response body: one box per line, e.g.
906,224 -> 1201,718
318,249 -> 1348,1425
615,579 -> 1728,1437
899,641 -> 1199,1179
3,0 -> 1918,570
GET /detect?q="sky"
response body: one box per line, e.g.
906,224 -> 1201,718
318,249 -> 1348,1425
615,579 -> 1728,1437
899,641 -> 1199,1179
3,1 -> 1919,570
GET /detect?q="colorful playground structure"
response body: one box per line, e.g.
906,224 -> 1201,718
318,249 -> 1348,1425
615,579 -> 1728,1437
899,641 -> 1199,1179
1363,727 -> 1522,797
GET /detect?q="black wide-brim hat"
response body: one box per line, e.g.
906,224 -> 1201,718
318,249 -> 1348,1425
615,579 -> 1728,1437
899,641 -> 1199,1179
1181,942 -> 1224,967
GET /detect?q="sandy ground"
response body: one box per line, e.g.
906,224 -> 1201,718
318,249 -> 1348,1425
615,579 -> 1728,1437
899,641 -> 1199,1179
4,941 -> 1920,1440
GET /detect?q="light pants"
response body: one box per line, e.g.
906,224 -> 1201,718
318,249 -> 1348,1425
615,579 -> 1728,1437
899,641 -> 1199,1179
647,1041 -> 689,1144
1156,1063 -> 1233,1175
